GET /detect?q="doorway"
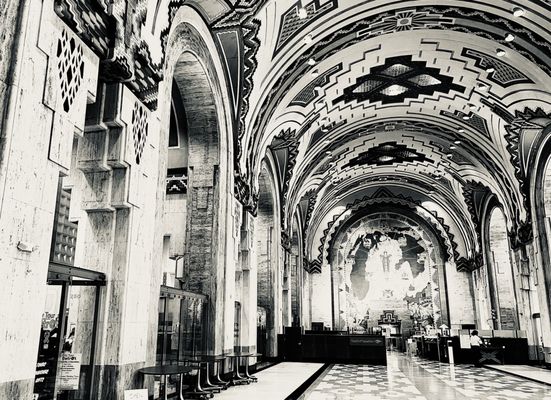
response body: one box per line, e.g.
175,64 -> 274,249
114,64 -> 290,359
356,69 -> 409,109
33,264 -> 105,400
156,286 -> 208,364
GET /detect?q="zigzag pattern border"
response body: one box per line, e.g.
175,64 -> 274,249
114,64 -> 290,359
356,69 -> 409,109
308,193 -> 460,273
245,5 -> 551,204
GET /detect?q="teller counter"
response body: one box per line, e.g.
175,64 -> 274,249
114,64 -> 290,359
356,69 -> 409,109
411,335 -> 529,364
279,330 -> 387,365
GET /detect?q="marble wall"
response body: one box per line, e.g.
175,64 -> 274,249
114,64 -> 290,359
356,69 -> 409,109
0,1 -> 98,397
445,262 -> 476,327
0,4 -> 249,398
311,264 -> 333,328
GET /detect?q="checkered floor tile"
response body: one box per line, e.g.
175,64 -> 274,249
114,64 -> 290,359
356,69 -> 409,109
303,353 -> 551,399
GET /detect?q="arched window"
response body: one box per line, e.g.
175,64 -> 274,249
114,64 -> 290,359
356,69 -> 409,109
166,81 -> 189,194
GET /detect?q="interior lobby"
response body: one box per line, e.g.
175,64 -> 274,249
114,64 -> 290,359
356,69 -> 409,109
2,0 -> 551,399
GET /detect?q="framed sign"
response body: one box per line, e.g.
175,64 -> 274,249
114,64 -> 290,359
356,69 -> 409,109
58,353 -> 81,391
124,389 -> 148,400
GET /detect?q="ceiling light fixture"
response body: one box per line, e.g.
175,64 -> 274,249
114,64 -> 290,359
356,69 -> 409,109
512,7 -> 525,17
496,49 -> 507,57
446,153 -> 453,158
469,103 -> 477,110
297,7 -> 308,19
458,129 -> 465,133
450,145 -> 456,150
505,33 -> 515,42
304,34 -> 313,44
311,70 -> 319,77
454,140 -> 462,144
314,85 -> 322,92
477,83 -> 489,91
486,66 -> 495,73
462,115 -> 470,120
307,58 -> 317,66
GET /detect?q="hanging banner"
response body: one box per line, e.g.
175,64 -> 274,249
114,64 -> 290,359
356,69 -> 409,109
58,353 -> 81,390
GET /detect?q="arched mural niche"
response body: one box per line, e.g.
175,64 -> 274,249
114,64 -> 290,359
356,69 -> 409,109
329,207 -> 449,336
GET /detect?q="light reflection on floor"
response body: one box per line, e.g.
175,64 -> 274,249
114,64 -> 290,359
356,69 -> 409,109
303,352 -> 551,399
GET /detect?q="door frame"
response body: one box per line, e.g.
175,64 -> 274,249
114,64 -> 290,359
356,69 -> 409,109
42,263 -> 106,400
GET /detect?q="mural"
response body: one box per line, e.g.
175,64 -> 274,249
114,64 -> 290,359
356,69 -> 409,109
332,214 -> 444,333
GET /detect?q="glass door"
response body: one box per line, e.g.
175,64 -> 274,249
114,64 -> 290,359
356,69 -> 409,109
257,307 -> 267,359
157,286 -> 208,365
33,265 -> 105,400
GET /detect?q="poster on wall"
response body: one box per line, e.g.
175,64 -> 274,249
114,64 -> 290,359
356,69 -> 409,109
33,313 -> 61,399
57,352 -> 82,391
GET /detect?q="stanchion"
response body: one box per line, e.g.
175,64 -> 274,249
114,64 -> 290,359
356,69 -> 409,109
447,340 -> 454,364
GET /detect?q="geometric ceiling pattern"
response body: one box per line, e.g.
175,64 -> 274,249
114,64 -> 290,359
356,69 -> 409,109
440,110 -> 492,140
461,48 -> 534,87
57,0 -> 551,273
274,0 -> 339,57
291,63 -> 343,107
237,1 -> 551,276
345,142 -> 433,168
241,0 -> 551,274
334,55 -> 465,105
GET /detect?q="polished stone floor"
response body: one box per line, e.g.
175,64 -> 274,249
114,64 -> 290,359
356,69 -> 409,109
487,363 -> 551,385
214,361 -> 323,400
303,353 -> 551,400
212,353 -> 551,400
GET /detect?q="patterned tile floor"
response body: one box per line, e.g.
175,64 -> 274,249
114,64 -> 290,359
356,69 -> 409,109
303,353 -> 551,400
487,364 -> 551,385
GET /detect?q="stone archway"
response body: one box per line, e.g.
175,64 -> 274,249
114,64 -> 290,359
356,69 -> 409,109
532,132 -> 551,361
534,134 -> 551,298
156,9 -> 234,356
290,218 -> 303,327
255,161 -> 281,357
485,206 -> 518,330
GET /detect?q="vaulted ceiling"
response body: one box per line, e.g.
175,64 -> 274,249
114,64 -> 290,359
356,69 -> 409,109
54,0 -> 551,271
231,0 -> 551,271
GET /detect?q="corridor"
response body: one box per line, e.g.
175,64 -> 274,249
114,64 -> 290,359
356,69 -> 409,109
5,1 -> 551,398
301,353 -> 551,400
